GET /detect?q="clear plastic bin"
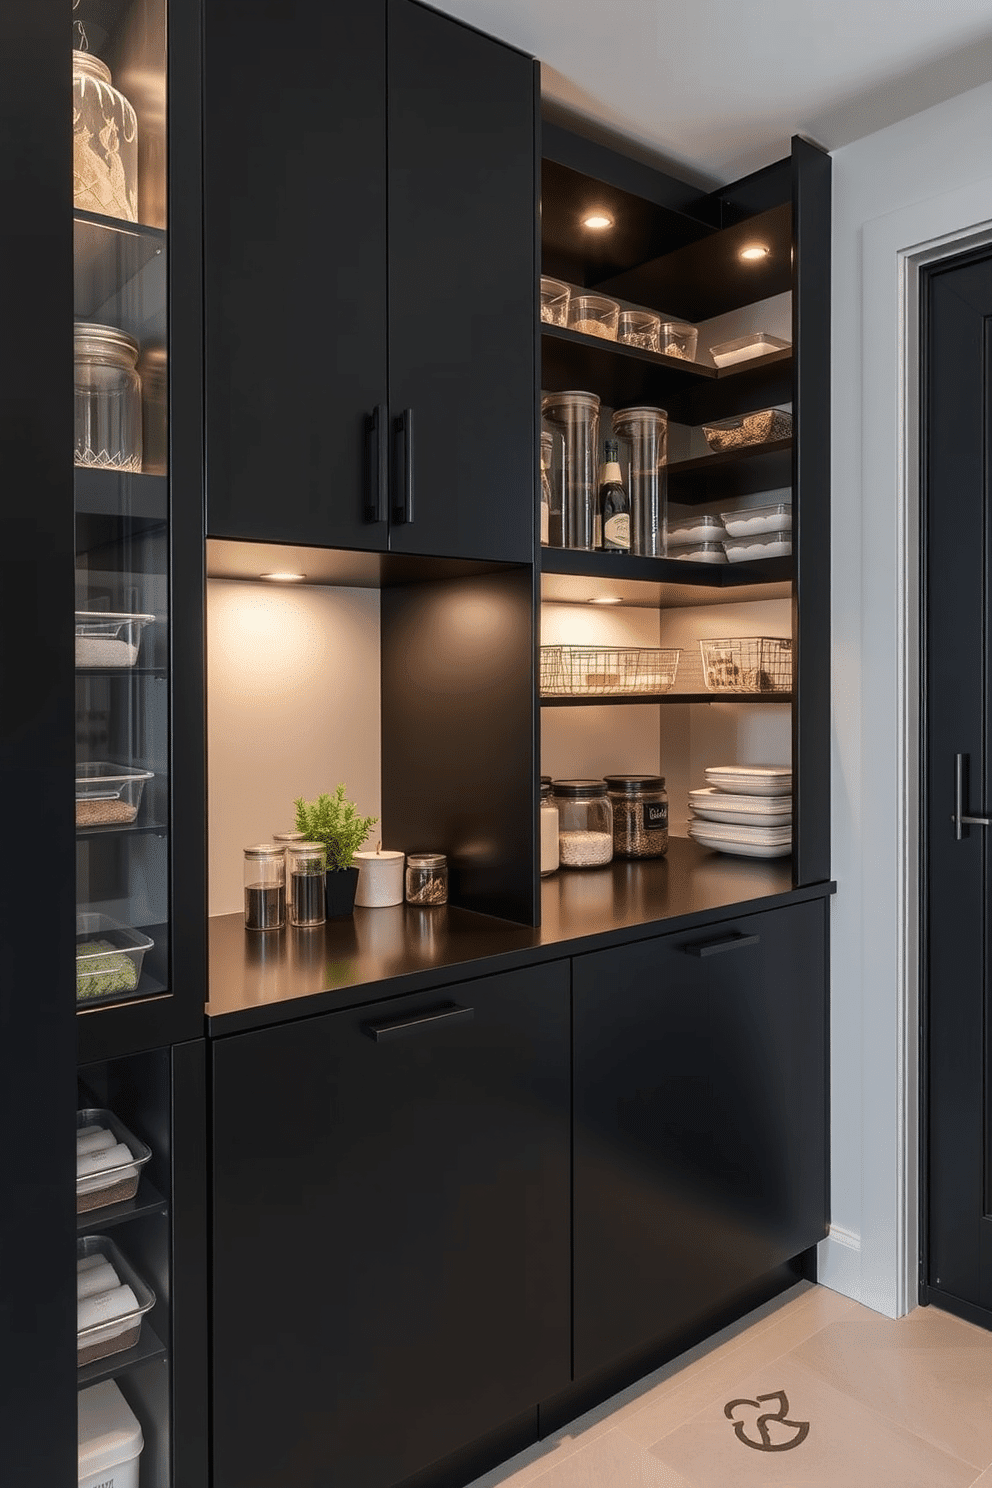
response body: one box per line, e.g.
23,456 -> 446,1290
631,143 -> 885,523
719,501 -> 792,537
617,308 -> 660,351
540,645 -> 680,696
709,332 -> 790,367
540,276 -> 570,326
659,321 -> 698,360
76,914 -> 154,1005
672,541 -> 728,564
76,1108 -> 152,1213
77,1234 -> 155,1367
699,637 -> 792,694
75,762 -> 153,827
567,293 -> 619,341
702,407 -> 792,452
723,533 -> 792,563
667,514 -> 728,546
75,610 -> 155,668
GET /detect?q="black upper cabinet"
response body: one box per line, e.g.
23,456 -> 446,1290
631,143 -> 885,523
204,0 -> 536,564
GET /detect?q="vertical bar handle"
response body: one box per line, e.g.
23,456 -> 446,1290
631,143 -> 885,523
393,408 -> 414,525
953,753 -> 991,839
365,404 -> 388,524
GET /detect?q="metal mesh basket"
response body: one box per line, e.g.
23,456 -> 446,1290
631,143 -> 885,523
699,636 -> 792,694
540,646 -> 681,697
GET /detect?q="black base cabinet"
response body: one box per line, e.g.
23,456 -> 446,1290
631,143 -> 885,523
572,899 -> 828,1381
210,961 -> 571,1488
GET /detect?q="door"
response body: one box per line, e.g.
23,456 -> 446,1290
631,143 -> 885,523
211,963 -> 571,1488
573,900 -> 827,1380
923,249 -> 992,1324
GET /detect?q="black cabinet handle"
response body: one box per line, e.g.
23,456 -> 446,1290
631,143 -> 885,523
365,403 -> 388,524
684,932 -> 760,958
393,407 -> 414,525
362,1001 -> 473,1042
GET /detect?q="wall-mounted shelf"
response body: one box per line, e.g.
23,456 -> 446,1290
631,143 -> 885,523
669,438 -> 792,505
77,1322 -> 167,1390
540,692 -> 792,706
540,546 -> 792,603
73,470 -> 167,520
76,1177 -> 168,1234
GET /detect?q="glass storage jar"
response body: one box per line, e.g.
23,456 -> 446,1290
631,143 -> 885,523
540,776 -> 559,876
287,842 -> 326,926
552,781 -> 613,868
73,51 -> 139,222
604,775 -> 669,859
243,845 -> 286,930
611,406 -> 668,557
74,323 -> 143,472
406,852 -> 448,905
541,391 -> 600,551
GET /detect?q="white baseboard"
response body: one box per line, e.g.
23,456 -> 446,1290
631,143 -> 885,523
816,1225 -> 862,1297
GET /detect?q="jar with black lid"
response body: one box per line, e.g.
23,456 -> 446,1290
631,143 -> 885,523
604,775 -> 668,859
551,780 -> 613,868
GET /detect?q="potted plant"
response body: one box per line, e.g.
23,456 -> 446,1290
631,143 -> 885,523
294,786 -> 378,917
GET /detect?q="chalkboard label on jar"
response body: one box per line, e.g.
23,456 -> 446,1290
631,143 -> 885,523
645,801 -> 668,828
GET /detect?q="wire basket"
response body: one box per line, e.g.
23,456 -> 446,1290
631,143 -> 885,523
540,646 -> 681,697
699,637 -> 792,694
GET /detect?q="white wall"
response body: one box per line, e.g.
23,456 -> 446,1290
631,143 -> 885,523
828,79 -> 992,1314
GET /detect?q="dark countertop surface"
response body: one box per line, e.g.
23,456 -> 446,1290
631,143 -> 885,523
207,835 -> 833,1036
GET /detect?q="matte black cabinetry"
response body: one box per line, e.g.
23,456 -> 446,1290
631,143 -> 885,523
572,898 -> 828,1380
204,0 -> 536,564
211,961 -> 571,1488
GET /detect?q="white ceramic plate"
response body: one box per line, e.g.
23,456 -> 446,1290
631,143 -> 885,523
688,832 -> 793,860
690,803 -> 794,827
688,787 -> 792,818
704,765 -> 792,797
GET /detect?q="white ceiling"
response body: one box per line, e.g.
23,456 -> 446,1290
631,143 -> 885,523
430,0 -> 992,185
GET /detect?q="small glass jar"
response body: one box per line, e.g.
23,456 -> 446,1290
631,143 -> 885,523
567,293 -> 620,341
243,845 -> 286,930
552,781 -> 613,868
74,323 -> 143,472
287,841 -> 326,926
539,430 -> 554,547
604,775 -> 669,859
618,308 -> 661,352
73,50 -> 139,221
406,852 -> 448,905
540,776 -> 559,876
540,276 -> 570,326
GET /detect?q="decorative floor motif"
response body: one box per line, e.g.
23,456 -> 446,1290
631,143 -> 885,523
463,1284 -> 992,1488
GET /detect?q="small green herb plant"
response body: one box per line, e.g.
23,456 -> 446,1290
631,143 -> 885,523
294,785 -> 378,873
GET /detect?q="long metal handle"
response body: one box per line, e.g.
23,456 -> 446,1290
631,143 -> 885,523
684,933 -> 760,958
365,403 -> 388,524
953,753 -> 991,839
393,407 -> 414,525
362,1001 -> 473,1042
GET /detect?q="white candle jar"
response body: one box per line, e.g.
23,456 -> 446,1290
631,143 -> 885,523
73,51 -> 139,222
353,850 -> 405,907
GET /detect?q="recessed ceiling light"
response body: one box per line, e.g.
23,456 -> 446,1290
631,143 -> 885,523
740,243 -> 770,261
260,571 -> 307,582
589,595 -> 623,605
582,211 -> 614,230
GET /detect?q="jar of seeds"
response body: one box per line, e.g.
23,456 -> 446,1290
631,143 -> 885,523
552,780 -> 613,868
604,775 -> 668,859
406,852 -> 448,905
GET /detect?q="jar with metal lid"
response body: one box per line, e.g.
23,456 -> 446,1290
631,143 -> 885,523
73,50 -> 139,221
540,776 -> 559,876
406,852 -> 448,905
243,845 -> 286,930
604,775 -> 669,859
551,781 -> 613,868
541,391 -> 600,551
286,841 -> 326,926
74,323 -> 143,472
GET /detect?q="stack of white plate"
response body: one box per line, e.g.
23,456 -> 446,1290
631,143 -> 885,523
687,765 -> 793,858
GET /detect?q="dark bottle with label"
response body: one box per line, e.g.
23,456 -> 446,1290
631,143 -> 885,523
598,438 -> 630,551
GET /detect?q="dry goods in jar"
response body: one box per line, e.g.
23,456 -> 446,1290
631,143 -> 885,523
559,830 -> 613,867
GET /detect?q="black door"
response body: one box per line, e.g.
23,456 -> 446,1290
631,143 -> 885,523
203,1 -> 389,550
573,901 -> 827,1380
211,963 -> 571,1488
923,250 -> 992,1325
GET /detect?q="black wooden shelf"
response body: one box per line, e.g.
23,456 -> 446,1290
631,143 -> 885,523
74,209 -> 166,344
77,1321 -> 167,1390
77,821 -> 168,840
541,546 -> 791,588
541,692 -> 792,706
76,667 -> 167,679
669,438 -> 792,504
77,1177 -> 168,1234
74,469 -> 168,519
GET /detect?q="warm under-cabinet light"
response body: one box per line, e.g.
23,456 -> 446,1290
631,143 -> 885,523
588,595 -> 623,605
740,243 -> 770,261
582,210 -> 614,230
259,571 -> 307,582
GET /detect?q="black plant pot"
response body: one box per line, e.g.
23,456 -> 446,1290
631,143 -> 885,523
325,866 -> 360,918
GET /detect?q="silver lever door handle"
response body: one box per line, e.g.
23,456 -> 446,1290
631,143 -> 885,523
954,753 -> 992,838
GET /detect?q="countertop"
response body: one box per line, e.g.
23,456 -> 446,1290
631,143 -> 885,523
206,835 -> 833,1035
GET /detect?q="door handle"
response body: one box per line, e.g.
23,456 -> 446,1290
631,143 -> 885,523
393,407 -> 414,525
953,753 -> 991,838
361,1001 -> 473,1042
683,932 -> 760,958
365,403 -> 388,524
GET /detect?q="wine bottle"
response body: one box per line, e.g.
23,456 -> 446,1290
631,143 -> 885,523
598,438 -> 630,551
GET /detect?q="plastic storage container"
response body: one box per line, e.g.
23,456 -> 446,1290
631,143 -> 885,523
74,322 -> 143,472
406,852 -> 448,905
77,1234 -> 155,1366
78,1379 -> 144,1488
567,292 -> 619,340
75,611 -> 155,669
720,502 -> 792,537
541,390 -> 600,551
76,763 -> 153,827
702,408 -> 792,451
617,308 -> 660,351
723,533 -> 792,562
672,541 -> 728,564
76,914 -> 154,1004
540,777 -> 559,877
76,1108 -> 152,1213
244,844 -> 286,930
73,50 -> 139,221
552,781 -> 613,867
659,321 -> 698,360
540,276 -> 571,326
612,405 -> 668,556
540,645 -> 680,696
709,332 -> 790,367
667,514 -> 728,546
699,637 -> 792,694
605,775 -> 668,859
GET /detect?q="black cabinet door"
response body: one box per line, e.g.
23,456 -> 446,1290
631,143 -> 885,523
211,962 -> 571,1488
573,900 -> 828,1380
386,0 -> 537,563
203,1 -> 388,550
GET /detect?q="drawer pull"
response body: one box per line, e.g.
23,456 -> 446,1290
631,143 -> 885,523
684,932 -> 760,958
393,406 -> 414,525
365,402 -> 389,524
362,1001 -> 474,1042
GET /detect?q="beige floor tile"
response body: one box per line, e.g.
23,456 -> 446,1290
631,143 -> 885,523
791,1306 -> 992,1470
648,1356 -> 978,1488
524,1430 -> 693,1487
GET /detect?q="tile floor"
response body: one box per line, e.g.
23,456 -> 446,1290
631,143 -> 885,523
464,1282 -> 992,1487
